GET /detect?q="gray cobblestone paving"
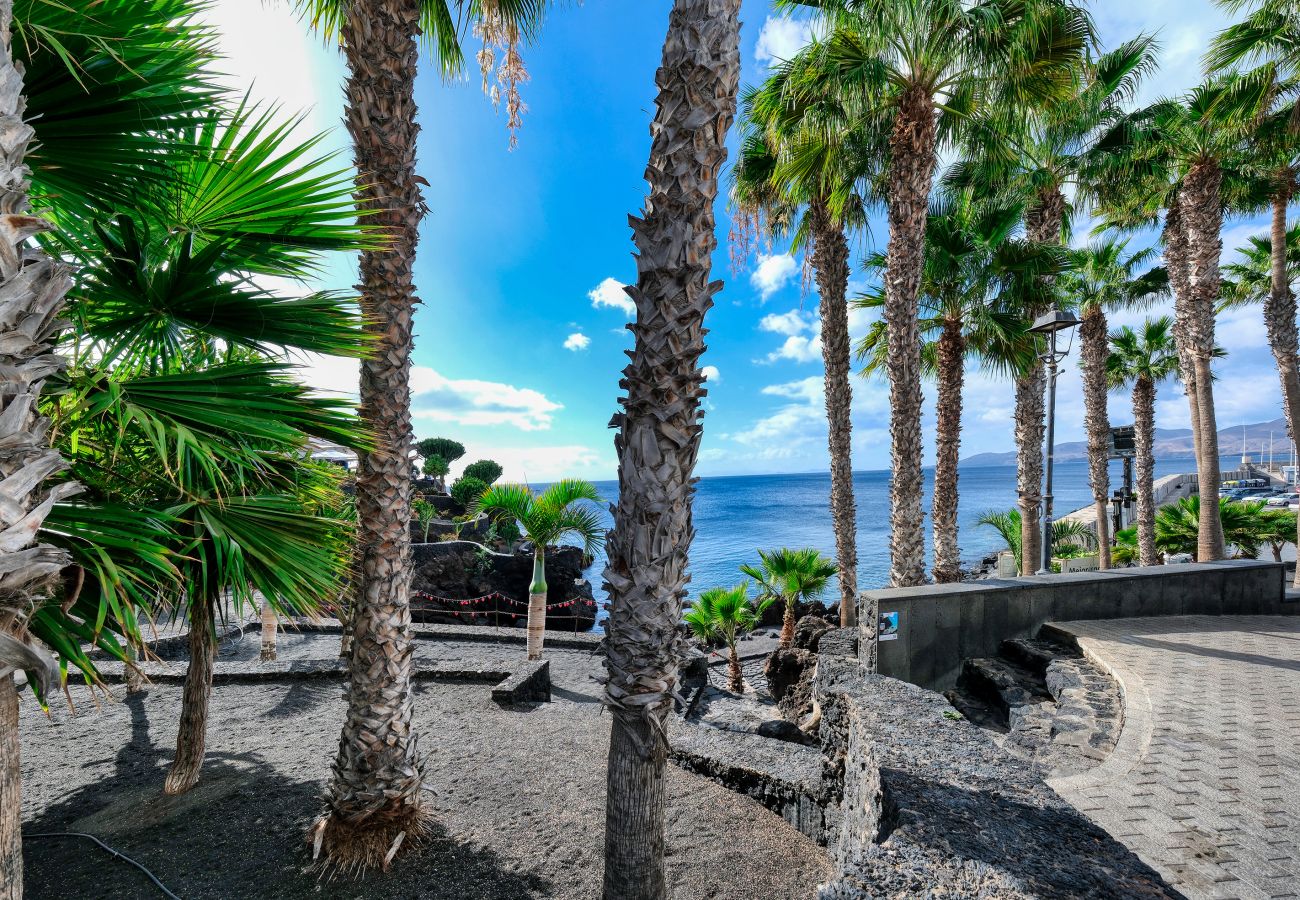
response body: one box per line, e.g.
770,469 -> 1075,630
1048,616 -> 1300,900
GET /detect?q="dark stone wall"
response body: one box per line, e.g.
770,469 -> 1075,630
868,559 -> 1292,691
410,542 -> 597,631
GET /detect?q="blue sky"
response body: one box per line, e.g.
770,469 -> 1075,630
208,0 -> 1280,482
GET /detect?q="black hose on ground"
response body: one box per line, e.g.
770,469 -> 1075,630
24,831 -> 182,899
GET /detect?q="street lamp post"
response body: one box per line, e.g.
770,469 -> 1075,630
1030,308 -> 1080,575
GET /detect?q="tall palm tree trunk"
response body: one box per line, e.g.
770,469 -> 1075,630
1133,377 -> 1159,566
779,599 -> 797,648
883,86 -> 936,589
932,316 -> 964,583
1080,305 -> 1112,568
1181,161 -> 1226,561
0,4 -> 74,893
526,546 -> 547,660
809,198 -> 858,623
0,674 -> 18,900
1165,198 -> 1204,469
164,595 -> 214,795
1017,187 -> 1064,574
1264,186 -> 1300,586
314,0 -> 425,870
1015,365 -> 1045,574
602,2 -> 740,896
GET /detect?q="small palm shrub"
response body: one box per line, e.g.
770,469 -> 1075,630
450,475 -> 488,510
741,548 -> 836,648
977,508 -> 1097,572
685,583 -> 772,692
462,459 -> 503,485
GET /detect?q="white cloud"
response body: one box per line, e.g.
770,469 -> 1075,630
589,277 -> 634,317
409,366 -> 561,431
762,376 -> 822,404
563,332 -> 591,351
701,365 -> 720,383
766,334 -> 823,364
456,443 -> 612,483
760,308 -> 814,336
751,253 -> 799,300
754,16 -> 815,68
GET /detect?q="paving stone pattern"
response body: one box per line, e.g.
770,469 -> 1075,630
1049,615 -> 1300,900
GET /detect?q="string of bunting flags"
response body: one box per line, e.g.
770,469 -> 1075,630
411,589 -> 591,613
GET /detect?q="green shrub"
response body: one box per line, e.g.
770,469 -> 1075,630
422,454 -> 449,478
450,475 -> 488,510
462,458 -> 503,485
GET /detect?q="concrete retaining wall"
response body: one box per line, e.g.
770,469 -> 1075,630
868,560 -> 1292,691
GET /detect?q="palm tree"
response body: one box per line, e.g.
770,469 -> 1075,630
741,547 -> 838,648
684,583 -> 772,692
731,54 -> 880,628
954,36 -> 1157,575
471,480 -> 604,660
976,508 -> 1096,572
1221,222 -> 1300,310
857,194 -> 1045,583
1092,78 -> 1268,562
1208,8 -> 1300,581
600,2 -> 740,896
1062,239 -> 1168,568
782,0 -> 1089,587
1106,317 -> 1181,567
293,0 -> 550,870
0,4 -> 73,890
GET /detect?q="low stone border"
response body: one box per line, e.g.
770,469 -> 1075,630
668,717 -> 827,842
491,659 -> 550,706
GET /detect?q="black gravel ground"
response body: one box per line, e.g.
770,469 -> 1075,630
18,639 -> 828,899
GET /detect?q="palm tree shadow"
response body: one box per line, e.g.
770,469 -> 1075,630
24,756 -> 552,899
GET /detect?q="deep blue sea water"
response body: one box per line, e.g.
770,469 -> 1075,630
572,454 -> 1226,610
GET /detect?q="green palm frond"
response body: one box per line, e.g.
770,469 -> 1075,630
16,0 -> 220,211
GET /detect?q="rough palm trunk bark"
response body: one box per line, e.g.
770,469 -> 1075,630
932,316 -> 965,583
0,4 -> 76,892
1263,185 -> 1300,586
1165,198 -> 1204,469
601,3 -> 740,896
313,0 -> 425,870
526,547 -> 547,660
260,601 -> 278,662
164,594 -> 214,795
809,199 -> 858,625
726,645 -> 742,692
1080,304 -> 1112,568
779,601 -> 796,648
884,87 -> 936,589
1017,187 -> 1064,574
0,676 -> 20,900
1181,161 -> 1226,561
1133,377 -> 1159,566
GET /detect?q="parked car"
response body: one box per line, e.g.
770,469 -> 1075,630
1267,493 -> 1299,507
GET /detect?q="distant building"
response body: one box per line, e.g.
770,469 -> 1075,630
307,437 -> 357,471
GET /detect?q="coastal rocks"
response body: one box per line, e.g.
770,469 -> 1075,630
410,542 -> 597,631
765,648 -> 817,725
794,615 -> 834,652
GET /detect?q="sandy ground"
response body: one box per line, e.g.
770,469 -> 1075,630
17,636 -> 829,899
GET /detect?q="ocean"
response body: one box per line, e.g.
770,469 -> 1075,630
574,454 -> 1229,613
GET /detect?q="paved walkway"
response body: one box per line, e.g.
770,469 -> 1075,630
1048,615 -> 1300,900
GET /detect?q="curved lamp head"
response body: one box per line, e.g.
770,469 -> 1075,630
1029,308 -> 1079,335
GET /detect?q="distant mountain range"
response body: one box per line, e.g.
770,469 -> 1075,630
961,417 -> 1293,467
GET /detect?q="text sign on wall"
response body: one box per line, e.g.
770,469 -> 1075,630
879,610 -> 899,641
